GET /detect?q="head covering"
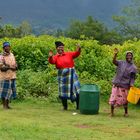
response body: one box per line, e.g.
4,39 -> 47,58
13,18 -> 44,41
55,41 -> 64,48
3,42 -> 10,48
126,51 -> 133,57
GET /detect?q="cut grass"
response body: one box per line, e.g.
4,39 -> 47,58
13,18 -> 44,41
0,99 -> 140,140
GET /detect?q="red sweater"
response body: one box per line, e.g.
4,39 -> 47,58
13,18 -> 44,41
48,51 -> 80,69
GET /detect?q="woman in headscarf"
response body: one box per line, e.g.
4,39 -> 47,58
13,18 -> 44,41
48,41 -> 81,110
109,48 -> 137,117
0,42 -> 17,109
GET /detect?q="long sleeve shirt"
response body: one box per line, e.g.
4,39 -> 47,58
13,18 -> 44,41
0,53 -> 17,80
48,51 -> 80,69
112,60 -> 137,89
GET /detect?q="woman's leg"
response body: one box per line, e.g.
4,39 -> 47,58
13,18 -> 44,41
1,98 -> 11,109
111,105 -> 114,116
109,86 -> 116,116
76,94 -> 79,110
123,103 -> 128,116
61,98 -> 68,110
2,97 -> 6,108
5,99 -> 11,109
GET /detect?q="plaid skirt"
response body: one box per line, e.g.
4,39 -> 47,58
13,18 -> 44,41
58,68 -> 80,101
0,79 -> 16,100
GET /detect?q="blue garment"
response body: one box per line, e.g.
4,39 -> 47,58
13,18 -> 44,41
3,42 -> 10,48
0,79 -> 16,100
58,68 -> 80,101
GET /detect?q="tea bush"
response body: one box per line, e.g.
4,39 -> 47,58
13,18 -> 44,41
0,36 -> 140,101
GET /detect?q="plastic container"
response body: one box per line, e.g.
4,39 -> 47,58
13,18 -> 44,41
127,87 -> 140,104
79,84 -> 100,114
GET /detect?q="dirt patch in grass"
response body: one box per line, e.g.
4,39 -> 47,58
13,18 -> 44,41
74,124 -> 93,129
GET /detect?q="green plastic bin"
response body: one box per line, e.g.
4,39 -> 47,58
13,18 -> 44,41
79,84 -> 100,114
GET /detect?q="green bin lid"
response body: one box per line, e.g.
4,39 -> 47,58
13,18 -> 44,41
80,84 -> 100,92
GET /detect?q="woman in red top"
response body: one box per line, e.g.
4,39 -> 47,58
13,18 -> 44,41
48,41 -> 81,110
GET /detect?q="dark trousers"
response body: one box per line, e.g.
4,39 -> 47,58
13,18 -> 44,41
61,94 -> 79,110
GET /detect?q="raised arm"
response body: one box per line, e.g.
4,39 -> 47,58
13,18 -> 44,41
113,48 -> 119,66
72,44 -> 81,58
48,50 -> 56,64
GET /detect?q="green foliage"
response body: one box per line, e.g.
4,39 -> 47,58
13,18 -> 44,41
0,21 -> 32,38
19,21 -> 32,37
0,35 -> 140,100
101,31 -> 123,45
66,16 -> 107,41
65,20 -> 84,39
16,68 -> 58,101
65,16 -> 122,45
113,0 -> 140,39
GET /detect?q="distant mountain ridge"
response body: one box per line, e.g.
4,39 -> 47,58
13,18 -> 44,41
0,0 -> 131,29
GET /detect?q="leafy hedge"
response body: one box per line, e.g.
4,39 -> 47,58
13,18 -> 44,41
0,36 -> 140,101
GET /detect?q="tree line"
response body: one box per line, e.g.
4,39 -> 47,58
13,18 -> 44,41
0,21 -> 32,38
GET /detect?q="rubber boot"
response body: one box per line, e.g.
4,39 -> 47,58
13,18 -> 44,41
2,98 -> 6,109
76,94 -> 79,110
62,98 -> 68,110
5,99 -> 11,109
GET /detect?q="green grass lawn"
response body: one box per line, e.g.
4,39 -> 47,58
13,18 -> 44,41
0,99 -> 140,140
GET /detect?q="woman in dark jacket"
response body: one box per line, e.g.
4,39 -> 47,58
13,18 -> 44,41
109,48 -> 137,117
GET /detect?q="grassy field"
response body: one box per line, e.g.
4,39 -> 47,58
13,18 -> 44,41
0,98 -> 140,140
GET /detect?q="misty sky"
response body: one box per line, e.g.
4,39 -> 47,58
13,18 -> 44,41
0,0 -> 131,28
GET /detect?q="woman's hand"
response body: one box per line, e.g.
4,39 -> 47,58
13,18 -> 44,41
114,48 -> 119,55
10,64 -> 18,71
76,44 -> 81,52
49,50 -> 54,57
113,48 -> 118,65
1,65 -> 10,72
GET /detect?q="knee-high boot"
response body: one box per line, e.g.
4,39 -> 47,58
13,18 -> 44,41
76,94 -> 79,110
5,99 -> 11,109
62,98 -> 68,110
2,98 -> 6,109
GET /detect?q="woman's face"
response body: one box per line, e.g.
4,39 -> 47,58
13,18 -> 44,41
4,46 -> 10,53
126,53 -> 133,63
57,46 -> 64,54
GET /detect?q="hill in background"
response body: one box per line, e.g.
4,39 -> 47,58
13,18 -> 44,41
0,0 -> 131,31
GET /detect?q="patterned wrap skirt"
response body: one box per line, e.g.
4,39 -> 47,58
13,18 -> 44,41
0,79 -> 16,100
58,68 -> 80,101
109,85 -> 128,107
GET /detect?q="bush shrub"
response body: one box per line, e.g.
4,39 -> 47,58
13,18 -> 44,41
0,35 -> 140,101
